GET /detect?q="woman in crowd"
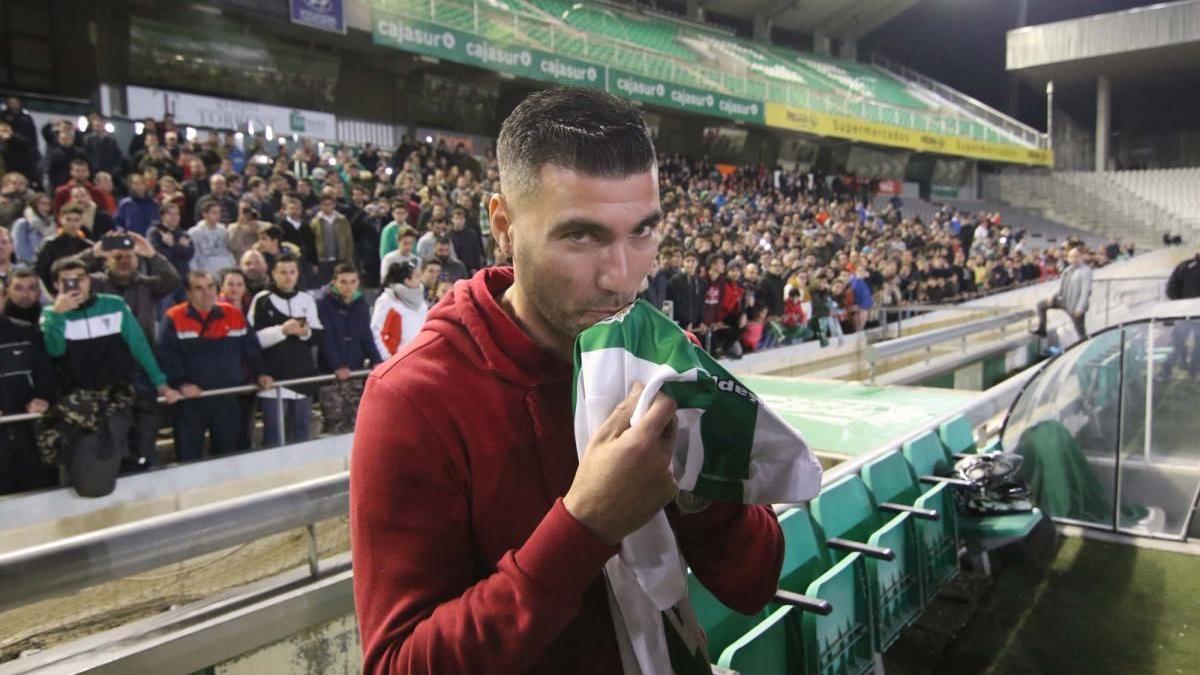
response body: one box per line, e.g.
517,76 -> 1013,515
370,260 -> 428,360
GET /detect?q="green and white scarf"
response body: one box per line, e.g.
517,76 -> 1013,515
572,301 -> 823,675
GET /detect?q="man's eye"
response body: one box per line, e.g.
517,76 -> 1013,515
567,231 -> 597,244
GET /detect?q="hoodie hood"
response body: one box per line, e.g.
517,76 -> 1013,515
324,282 -> 363,305
423,267 -> 570,389
22,205 -> 54,235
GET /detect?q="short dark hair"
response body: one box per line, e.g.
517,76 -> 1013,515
434,235 -> 451,246
69,158 -> 89,168
333,262 -> 357,277
496,88 -> 655,200
187,270 -> 214,290
261,225 -> 284,242
51,257 -> 87,282
218,267 -> 244,285
382,259 -> 417,286
274,251 -> 300,268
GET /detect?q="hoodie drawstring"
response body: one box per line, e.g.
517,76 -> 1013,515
526,387 -> 544,440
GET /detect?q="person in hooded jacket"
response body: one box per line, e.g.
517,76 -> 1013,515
0,273 -> 57,494
350,89 -> 780,675
11,192 -> 54,264
316,264 -> 381,434
370,259 -> 428,360
249,252 -> 323,446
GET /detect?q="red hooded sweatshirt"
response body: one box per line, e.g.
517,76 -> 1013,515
351,267 -> 784,675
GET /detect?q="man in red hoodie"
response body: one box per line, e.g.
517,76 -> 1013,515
351,89 -> 783,675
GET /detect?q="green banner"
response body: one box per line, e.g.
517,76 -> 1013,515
373,13 -> 604,89
609,69 -> 763,125
372,11 -> 765,126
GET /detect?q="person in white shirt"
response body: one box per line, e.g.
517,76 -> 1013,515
188,200 -> 235,273
370,259 -> 428,359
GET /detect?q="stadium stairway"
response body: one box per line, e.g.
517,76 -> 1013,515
981,172 -> 1170,251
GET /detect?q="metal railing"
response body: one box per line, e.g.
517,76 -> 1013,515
864,309 -> 1034,383
0,370 -> 372,448
369,0 -> 1037,148
0,361 -> 1041,622
869,52 -> 1049,149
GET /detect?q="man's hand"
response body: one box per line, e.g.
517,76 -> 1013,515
178,235 -> 190,247
91,240 -> 109,259
179,383 -> 203,398
26,398 -> 50,414
257,374 -> 275,390
160,231 -> 175,247
1073,310 -> 1085,319
159,386 -> 183,405
51,290 -> 85,313
281,318 -> 305,336
130,232 -> 155,258
564,382 -> 679,546
335,366 -> 351,381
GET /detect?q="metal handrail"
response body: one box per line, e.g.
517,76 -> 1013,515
0,369 -> 372,428
0,362 -> 1041,617
0,472 -> 349,614
866,309 -> 1033,362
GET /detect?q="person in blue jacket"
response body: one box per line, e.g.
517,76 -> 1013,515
113,174 -> 161,236
849,266 -> 875,333
316,262 -> 382,434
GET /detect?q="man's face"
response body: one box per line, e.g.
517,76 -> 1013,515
421,264 -> 441,286
56,269 -> 90,297
70,162 -> 89,183
1067,249 -> 1080,266
682,255 -> 698,275
495,164 -> 660,342
3,173 -> 27,195
241,250 -> 268,279
162,208 -> 180,228
7,276 -> 39,309
399,235 -> 415,255
434,241 -> 451,259
60,213 -> 83,234
451,213 -> 466,230
188,275 -> 218,312
221,272 -> 246,299
257,233 -> 280,255
0,229 -> 12,262
58,129 -> 74,146
320,199 -> 335,215
106,250 -> 138,280
333,272 -> 359,300
165,132 -> 178,148
285,200 -> 302,219
210,175 -> 226,195
431,220 -> 447,236
129,175 -> 146,197
204,206 -> 221,224
392,207 -> 407,224
272,262 -> 299,291
3,276 -> 38,309
70,186 -> 90,206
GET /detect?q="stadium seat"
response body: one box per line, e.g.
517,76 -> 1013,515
689,573 -> 771,665
767,508 -> 874,675
938,415 -> 977,456
906,429 -> 1045,552
810,475 -> 922,652
862,452 -> 959,603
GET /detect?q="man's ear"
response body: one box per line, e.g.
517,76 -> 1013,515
489,193 -> 514,258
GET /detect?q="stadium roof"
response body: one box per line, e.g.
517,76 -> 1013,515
697,0 -> 925,41
1007,0 -> 1200,84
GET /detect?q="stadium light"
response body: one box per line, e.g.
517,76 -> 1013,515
425,135 -> 433,143
264,125 -> 274,141
104,122 -> 115,133
185,126 -> 197,141
77,115 -> 88,131
134,121 -> 144,135
248,120 -> 255,135
278,138 -> 287,145
385,167 -> 394,176
327,157 -> 336,166
235,131 -> 244,139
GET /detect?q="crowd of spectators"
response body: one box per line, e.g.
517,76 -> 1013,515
0,93 -> 1125,497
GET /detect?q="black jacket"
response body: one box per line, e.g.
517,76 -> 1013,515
250,285 -> 324,385
35,233 -> 92,289
45,144 -> 89,191
0,315 -> 55,415
761,273 -> 786,317
667,272 -> 705,327
316,290 -> 381,372
1166,256 -> 1200,300
83,133 -> 124,177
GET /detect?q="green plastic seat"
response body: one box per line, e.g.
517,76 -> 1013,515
810,475 -> 922,651
718,605 -> 795,675
903,431 -> 952,477
689,573 -> 770,662
907,429 -> 1046,552
862,452 -> 959,603
768,508 -> 874,675
938,415 -> 977,456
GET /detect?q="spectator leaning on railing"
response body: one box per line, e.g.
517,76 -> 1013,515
316,263 -> 381,434
250,252 -> 323,446
38,257 -> 182,497
0,273 -> 57,495
159,270 -> 272,461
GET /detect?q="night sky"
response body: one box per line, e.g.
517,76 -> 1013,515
860,0 -> 1158,126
